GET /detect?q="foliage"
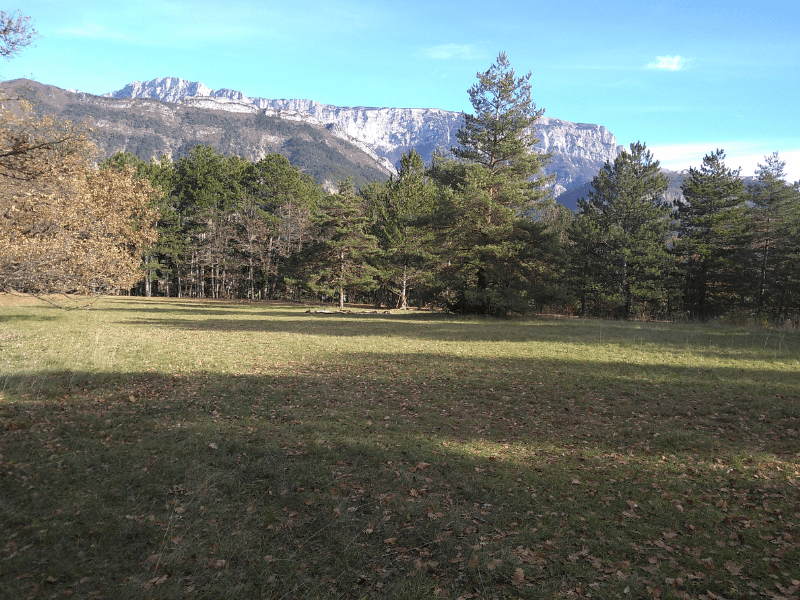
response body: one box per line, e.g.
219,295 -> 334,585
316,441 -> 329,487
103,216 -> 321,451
674,149 -> 750,320
0,100 -> 157,296
430,53 -> 557,315
8,34 -> 800,321
748,153 -> 800,319
363,149 -> 438,308
303,179 -> 380,307
453,51 -> 552,210
574,142 -> 675,319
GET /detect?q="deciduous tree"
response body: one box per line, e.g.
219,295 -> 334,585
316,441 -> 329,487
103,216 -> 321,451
1,162 -> 158,295
0,96 -> 157,296
0,10 -> 37,61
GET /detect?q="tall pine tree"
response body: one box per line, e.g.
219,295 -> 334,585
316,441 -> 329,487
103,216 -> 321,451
430,52 -> 556,315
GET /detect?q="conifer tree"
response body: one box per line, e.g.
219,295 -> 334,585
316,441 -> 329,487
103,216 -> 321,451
453,52 -> 551,211
749,153 -> 800,318
430,52 -> 556,315
675,149 -> 749,319
365,150 -> 436,308
576,142 -> 674,319
305,179 -> 380,308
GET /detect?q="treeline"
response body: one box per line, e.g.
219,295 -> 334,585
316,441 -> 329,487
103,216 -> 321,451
110,142 -> 800,323
106,53 -> 800,323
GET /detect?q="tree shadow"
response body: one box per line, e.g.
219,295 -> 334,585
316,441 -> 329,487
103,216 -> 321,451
0,313 -> 59,323
3,345 -> 798,457
111,309 -> 800,363
3,350 -> 798,598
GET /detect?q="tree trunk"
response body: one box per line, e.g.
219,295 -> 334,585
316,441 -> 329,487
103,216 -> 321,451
399,265 -> 408,309
144,258 -> 152,297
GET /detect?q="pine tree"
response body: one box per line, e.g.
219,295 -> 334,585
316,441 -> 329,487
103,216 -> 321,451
430,52 -> 556,315
453,51 -> 551,211
675,149 -> 749,319
365,150 -> 437,308
305,179 -> 380,308
576,142 -> 675,319
749,153 -> 800,319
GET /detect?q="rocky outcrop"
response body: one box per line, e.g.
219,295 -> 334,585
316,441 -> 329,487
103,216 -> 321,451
106,77 -> 620,192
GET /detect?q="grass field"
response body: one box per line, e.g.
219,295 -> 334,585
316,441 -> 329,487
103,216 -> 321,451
1,295 -> 799,599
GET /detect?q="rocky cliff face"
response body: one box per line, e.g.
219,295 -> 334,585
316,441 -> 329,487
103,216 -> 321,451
5,78 -> 392,191
106,77 -> 619,192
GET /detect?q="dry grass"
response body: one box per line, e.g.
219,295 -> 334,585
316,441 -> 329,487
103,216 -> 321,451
1,296 -> 798,599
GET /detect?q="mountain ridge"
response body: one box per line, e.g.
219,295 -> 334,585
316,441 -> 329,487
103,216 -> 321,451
105,77 -> 622,193
4,78 -> 393,190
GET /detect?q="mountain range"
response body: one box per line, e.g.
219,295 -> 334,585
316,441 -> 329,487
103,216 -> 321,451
6,76 -> 624,202
105,77 -> 623,194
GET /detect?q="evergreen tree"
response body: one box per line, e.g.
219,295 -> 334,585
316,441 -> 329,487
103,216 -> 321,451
305,179 -> 380,308
173,146 -> 248,298
566,211 -> 606,316
430,52 -> 556,315
675,149 -> 749,319
364,150 -> 437,308
749,153 -> 800,319
576,142 -> 675,319
253,154 -> 322,299
453,51 -> 551,210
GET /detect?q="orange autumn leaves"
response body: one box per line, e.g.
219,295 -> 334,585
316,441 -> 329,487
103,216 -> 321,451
0,97 -> 157,295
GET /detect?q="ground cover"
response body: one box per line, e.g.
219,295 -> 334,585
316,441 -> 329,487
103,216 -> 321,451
1,295 -> 799,599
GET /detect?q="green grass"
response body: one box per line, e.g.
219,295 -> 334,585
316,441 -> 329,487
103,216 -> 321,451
1,295 -> 799,599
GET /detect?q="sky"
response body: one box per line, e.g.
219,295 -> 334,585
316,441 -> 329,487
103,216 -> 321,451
4,0 -> 799,181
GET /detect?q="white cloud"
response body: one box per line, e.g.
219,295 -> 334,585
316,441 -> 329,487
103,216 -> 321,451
648,143 -> 800,182
418,44 -> 482,60
647,55 -> 687,71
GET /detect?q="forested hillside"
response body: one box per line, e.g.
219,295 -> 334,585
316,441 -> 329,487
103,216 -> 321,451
96,57 -> 800,322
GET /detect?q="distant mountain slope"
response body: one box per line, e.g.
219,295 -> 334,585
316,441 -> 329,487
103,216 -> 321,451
552,170 -> 760,212
4,79 -> 393,190
105,77 -> 622,193
553,171 -> 689,212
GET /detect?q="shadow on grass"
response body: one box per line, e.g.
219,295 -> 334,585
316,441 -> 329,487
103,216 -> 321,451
2,360 -> 799,598
0,314 -> 60,323
111,310 -> 800,366
4,343 -> 799,456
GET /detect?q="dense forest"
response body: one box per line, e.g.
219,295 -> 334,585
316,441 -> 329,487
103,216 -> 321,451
104,55 -> 800,323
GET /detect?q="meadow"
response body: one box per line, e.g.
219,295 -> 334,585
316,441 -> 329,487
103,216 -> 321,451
1,295 -> 798,599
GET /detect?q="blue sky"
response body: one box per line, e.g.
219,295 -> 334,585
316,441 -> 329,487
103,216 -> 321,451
5,0 -> 799,180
